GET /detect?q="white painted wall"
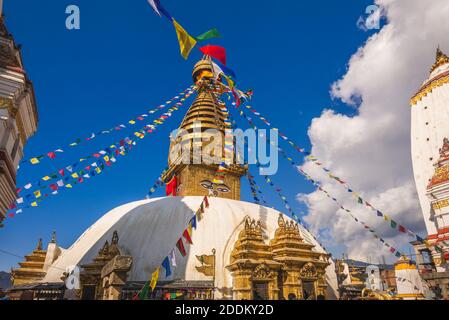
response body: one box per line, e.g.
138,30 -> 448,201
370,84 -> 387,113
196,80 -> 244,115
411,65 -> 449,234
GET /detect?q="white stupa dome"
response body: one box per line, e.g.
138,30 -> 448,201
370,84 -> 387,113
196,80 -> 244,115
43,196 -> 339,299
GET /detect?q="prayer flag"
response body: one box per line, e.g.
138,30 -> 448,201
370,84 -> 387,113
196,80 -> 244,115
147,0 -> 172,20
47,152 -> 56,159
176,238 -> 187,256
150,267 -> 160,290
162,256 -> 172,277
173,19 -> 197,60
183,228 -> 193,244
165,175 -> 178,196
195,28 -> 221,41
137,281 -> 150,300
30,158 -> 40,165
199,45 -> 226,65
170,249 -> 177,267
190,215 -> 197,230
203,196 -> 209,208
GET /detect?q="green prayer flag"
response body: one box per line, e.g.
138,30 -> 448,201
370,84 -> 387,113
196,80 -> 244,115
435,245 -> 443,253
138,281 -> 151,300
391,220 -> 397,228
195,28 -> 221,41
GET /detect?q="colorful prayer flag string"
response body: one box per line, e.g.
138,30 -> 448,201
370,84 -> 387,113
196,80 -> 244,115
14,89 -> 195,201
146,167 -> 170,198
7,139 -> 136,218
231,103 -> 416,257
19,85 -> 195,169
134,195 -> 210,300
234,103 -> 428,246
223,101 -> 328,252
7,88 -> 198,218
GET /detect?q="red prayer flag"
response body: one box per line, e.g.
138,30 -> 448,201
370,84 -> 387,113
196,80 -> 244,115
58,169 -> 65,176
183,229 -> 193,245
390,247 -> 396,253
166,176 -> 178,196
50,184 -> 58,191
176,238 -> 186,256
203,196 -> 209,208
9,203 -> 16,210
398,225 -> 406,233
199,45 -> 226,65
47,152 -> 56,159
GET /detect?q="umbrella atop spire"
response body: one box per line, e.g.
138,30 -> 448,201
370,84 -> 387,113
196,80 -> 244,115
430,46 -> 449,73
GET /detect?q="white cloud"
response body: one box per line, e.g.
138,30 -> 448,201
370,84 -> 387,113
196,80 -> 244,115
299,0 -> 449,262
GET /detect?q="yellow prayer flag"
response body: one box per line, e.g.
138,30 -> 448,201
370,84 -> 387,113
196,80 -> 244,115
42,176 -> 50,181
34,190 -> 41,198
30,158 -> 40,165
173,19 -> 197,60
129,120 -> 136,125
104,156 -> 109,162
66,184 -> 73,188
188,222 -> 193,236
71,173 -> 79,179
31,202 -> 38,207
150,267 -> 160,290
95,167 -> 101,174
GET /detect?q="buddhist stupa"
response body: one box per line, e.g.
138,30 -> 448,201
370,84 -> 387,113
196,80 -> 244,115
18,57 -> 339,300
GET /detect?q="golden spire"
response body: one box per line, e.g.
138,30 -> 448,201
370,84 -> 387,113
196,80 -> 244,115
430,46 -> 449,73
167,56 -> 228,167
36,238 -> 43,250
162,56 -> 246,200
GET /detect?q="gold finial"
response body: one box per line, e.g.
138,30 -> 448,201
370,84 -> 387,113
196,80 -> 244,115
36,238 -> 43,250
430,46 -> 449,73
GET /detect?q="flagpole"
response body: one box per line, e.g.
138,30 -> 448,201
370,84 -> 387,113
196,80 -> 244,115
212,248 -> 216,300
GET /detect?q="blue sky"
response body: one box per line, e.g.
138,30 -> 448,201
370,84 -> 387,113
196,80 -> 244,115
0,0 -> 377,271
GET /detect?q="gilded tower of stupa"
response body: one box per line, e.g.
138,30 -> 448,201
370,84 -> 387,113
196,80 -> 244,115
162,56 -> 246,200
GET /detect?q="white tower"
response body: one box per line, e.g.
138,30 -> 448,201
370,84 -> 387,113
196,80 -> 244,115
410,47 -> 449,235
394,256 -> 425,300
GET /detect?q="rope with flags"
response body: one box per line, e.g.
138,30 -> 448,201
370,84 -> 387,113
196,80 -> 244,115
230,101 -> 410,256
19,85 -> 195,169
134,195 -> 210,300
7,138 -> 136,218
223,101 -> 328,252
7,88 -> 197,218
234,104 -> 429,246
146,167 -> 170,198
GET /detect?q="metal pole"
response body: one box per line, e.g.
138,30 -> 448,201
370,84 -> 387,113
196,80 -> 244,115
212,248 -> 216,300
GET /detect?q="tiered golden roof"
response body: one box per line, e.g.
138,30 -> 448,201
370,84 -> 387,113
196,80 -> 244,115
162,56 -> 246,200
11,239 -> 47,286
270,214 -> 330,266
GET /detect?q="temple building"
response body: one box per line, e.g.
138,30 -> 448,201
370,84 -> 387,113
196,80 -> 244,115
410,47 -> 449,299
0,11 -> 38,223
9,57 -> 339,300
